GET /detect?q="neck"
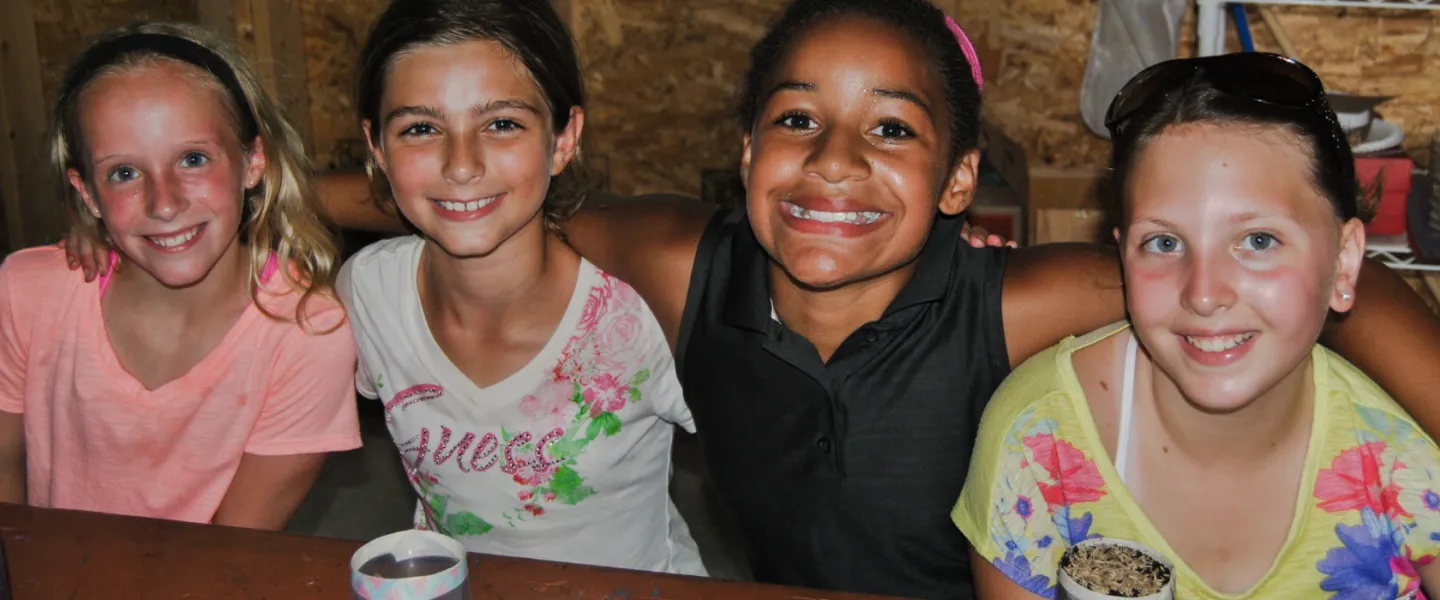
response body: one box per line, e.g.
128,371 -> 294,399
1144,347 -> 1315,466
419,216 -> 575,323
110,236 -> 250,315
769,259 -> 918,361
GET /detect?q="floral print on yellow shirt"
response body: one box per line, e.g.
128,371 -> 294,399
953,323 -> 1440,600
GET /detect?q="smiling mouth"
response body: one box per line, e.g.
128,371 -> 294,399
780,201 -> 884,226
1183,332 -> 1256,353
432,195 -> 500,213
147,224 -> 205,248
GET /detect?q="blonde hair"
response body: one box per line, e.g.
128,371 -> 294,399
49,22 -> 341,331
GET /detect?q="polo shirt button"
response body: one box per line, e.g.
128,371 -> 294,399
864,332 -> 878,344
816,437 -> 833,453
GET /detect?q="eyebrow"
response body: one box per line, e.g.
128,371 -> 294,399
764,80 -> 932,112
383,99 -> 543,127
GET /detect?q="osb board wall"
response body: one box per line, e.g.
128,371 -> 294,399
31,0 -> 1440,198
33,0 -> 196,117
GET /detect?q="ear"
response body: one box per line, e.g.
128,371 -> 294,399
549,106 -> 585,176
242,136 -> 267,190
740,133 -> 753,189
938,149 -> 980,216
1330,218 -> 1366,313
67,168 -> 101,219
361,120 -> 390,176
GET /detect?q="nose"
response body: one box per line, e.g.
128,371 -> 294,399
144,171 -> 189,222
441,132 -> 483,185
804,129 -> 869,184
1181,252 -> 1237,317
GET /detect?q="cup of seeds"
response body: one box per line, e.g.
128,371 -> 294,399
1058,538 -> 1173,600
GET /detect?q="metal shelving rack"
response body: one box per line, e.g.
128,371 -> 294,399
1198,0 -> 1440,57
1196,0 -> 1440,272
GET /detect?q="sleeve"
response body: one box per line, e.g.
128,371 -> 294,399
335,259 -> 379,400
953,403 -> 1070,599
0,258 -> 31,414
641,301 -> 694,433
1393,426 -> 1440,561
245,306 -> 362,455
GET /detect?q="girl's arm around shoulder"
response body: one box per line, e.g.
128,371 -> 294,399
1001,243 -> 1125,369
562,193 -> 719,350
214,301 -> 360,530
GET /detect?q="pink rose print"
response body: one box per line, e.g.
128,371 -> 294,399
524,503 -> 546,517
518,490 -> 534,502
595,312 -> 643,371
1022,433 -> 1106,507
519,379 -> 580,428
1316,442 -> 1409,519
575,284 -> 614,338
583,373 -> 629,416
512,462 -> 557,488
610,275 -> 641,309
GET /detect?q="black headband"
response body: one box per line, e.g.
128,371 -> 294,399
62,32 -> 259,142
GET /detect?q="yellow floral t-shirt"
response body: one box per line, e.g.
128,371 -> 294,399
953,322 -> 1440,599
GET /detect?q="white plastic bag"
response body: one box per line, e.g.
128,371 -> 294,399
1080,0 -> 1189,139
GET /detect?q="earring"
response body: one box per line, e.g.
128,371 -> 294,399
1342,292 -> 1352,302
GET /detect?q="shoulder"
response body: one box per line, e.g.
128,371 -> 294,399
979,335 -> 1086,439
336,236 -> 422,306
2,246 -> 78,285
0,246 -> 83,306
1321,347 -> 1434,449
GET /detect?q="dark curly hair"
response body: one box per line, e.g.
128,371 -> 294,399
737,0 -> 982,164
356,0 -> 589,233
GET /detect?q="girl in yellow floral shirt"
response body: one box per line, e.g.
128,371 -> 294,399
954,53 -> 1440,599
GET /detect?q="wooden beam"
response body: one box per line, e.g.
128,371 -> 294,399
198,0 -> 314,152
0,0 -> 62,251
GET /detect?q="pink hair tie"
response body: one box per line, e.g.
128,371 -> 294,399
945,15 -> 984,93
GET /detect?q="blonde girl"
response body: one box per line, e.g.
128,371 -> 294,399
0,22 -> 360,530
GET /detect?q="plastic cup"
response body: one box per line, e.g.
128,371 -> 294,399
350,530 -> 471,600
1058,538 -> 1174,600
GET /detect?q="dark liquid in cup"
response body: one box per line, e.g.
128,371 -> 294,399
358,554 -> 459,578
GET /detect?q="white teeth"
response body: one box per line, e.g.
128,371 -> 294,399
436,196 -> 498,212
149,226 -> 200,248
785,203 -> 883,225
1184,333 -> 1254,353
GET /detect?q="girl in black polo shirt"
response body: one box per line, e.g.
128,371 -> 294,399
102,0 -> 1440,597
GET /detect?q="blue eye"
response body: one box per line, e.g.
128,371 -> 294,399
108,165 -> 139,183
1240,232 -> 1278,251
870,120 -> 914,139
774,112 -> 817,130
181,152 -> 208,168
1142,234 -> 1182,254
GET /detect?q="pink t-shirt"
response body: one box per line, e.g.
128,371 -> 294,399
0,246 -> 361,522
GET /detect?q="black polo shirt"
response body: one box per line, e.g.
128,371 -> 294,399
676,210 -> 1010,600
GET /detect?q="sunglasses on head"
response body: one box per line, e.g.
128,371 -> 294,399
1104,53 -> 1345,162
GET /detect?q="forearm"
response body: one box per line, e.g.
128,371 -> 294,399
1322,259 -> 1440,435
212,452 -> 328,530
316,171 -> 406,233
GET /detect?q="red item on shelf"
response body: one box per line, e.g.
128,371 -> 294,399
1356,156 -> 1412,236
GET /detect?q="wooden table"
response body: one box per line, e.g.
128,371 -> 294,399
0,504 -> 905,599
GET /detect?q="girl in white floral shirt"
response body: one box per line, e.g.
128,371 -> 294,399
335,0 -> 703,575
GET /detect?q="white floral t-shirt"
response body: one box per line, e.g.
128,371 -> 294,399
338,237 -> 705,576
